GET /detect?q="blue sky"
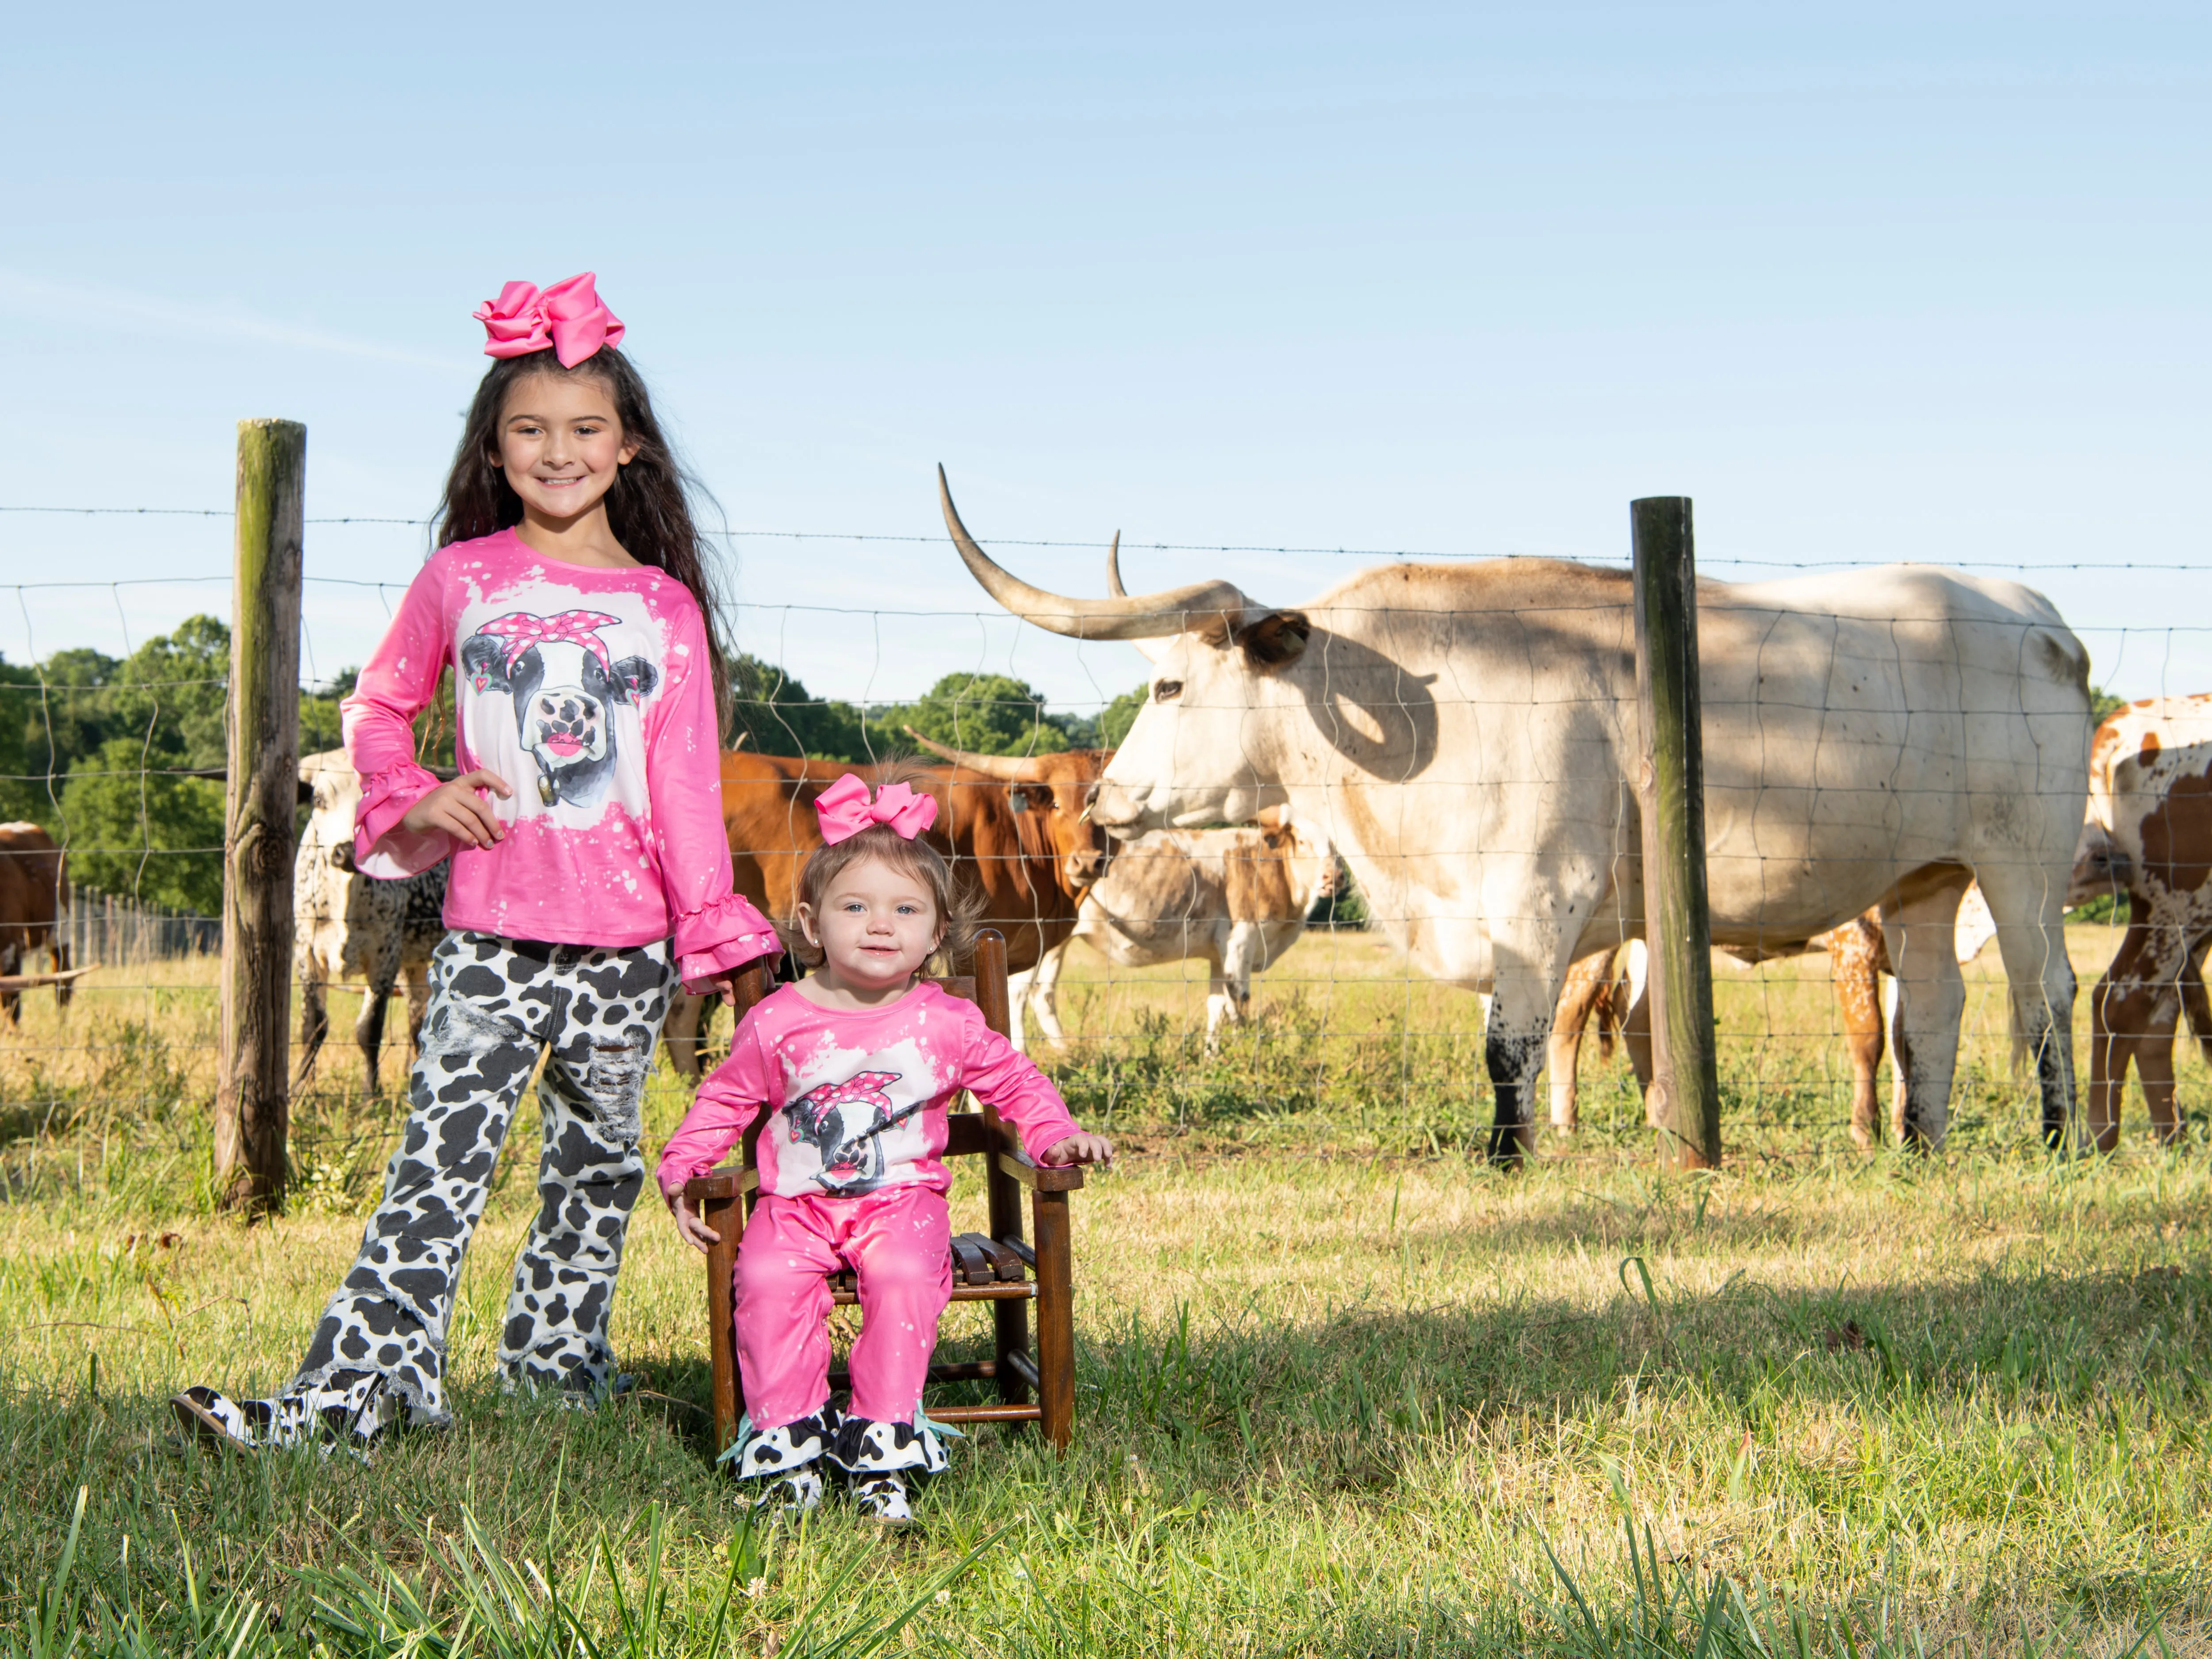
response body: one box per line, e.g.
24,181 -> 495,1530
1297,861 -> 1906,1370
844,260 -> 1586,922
4,4 -> 2206,713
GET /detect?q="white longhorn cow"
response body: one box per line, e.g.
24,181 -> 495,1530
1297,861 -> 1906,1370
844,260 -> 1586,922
939,469 -> 2091,1157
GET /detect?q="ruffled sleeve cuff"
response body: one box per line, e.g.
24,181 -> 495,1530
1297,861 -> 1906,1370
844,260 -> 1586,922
353,762 -> 456,879
654,1150 -> 712,1203
673,893 -> 784,993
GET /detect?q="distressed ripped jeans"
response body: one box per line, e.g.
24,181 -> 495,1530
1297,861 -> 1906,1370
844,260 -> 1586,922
291,930 -> 674,1422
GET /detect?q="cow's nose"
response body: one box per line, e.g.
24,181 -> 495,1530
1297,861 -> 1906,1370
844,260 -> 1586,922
329,843 -> 354,873
1089,780 -> 1146,833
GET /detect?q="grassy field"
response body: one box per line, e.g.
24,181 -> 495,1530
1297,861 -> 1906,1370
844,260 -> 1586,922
2,922 -> 2208,1655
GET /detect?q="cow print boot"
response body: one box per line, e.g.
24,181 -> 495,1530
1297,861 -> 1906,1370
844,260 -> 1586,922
845,1471 -> 912,1527
171,1371 -> 400,1457
724,1408 -> 839,1514
825,1415 -> 951,1529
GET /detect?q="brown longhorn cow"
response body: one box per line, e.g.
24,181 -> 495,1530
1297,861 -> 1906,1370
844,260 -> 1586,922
899,733 -> 1116,977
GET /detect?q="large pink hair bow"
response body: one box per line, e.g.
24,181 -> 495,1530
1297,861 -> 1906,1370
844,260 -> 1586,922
816,774 -> 939,845
475,273 -> 626,368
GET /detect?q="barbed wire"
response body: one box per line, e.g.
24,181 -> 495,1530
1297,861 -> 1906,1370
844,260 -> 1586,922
3,501 -> 2205,570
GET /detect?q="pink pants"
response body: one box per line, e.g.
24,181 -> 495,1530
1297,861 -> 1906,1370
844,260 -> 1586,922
734,1185 -> 952,1429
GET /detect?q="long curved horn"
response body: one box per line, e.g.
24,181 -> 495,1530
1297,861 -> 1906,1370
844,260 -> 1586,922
939,465 -> 1253,640
1100,531 -> 1173,663
901,726 -> 1038,779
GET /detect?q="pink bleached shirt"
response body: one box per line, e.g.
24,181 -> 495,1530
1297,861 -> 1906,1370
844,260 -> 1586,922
341,528 -> 778,989
656,982 -> 1082,1202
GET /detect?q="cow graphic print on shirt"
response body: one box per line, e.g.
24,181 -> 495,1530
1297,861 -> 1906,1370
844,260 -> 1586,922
786,1069 -> 911,1196
459,608 -> 659,809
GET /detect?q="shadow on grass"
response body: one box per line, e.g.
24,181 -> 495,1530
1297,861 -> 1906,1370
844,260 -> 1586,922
1022,1256 -> 2212,1451
4,1241 -> 2206,1655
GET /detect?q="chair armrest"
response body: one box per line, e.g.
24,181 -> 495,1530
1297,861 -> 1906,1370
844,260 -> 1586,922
993,1146 -> 1085,1192
683,1165 -> 758,1203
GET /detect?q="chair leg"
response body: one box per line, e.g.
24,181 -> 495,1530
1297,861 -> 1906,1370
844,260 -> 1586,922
1032,1189 -> 1075,1451
705,1193 -> 744,1454
993,1286 -> 1031,1410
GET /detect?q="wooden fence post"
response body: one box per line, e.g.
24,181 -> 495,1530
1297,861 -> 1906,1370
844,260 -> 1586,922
1632,495 -> 1722,1169
215,418 -> 305,1214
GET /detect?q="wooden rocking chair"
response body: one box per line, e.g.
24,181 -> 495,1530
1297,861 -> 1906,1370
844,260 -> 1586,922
682,928 -> 1083,1453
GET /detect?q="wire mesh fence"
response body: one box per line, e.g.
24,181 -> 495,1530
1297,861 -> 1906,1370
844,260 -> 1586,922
3,497 -> 2206,1213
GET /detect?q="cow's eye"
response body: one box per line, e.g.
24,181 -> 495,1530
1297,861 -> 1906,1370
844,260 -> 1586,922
1154,679 -> 1183,702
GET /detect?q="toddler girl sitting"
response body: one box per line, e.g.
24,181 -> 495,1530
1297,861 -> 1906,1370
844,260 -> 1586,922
659,773 -> 1111,1522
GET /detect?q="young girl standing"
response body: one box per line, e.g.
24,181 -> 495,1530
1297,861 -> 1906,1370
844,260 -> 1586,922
659,774 -> 1112,1523
175,274 -> 781,1451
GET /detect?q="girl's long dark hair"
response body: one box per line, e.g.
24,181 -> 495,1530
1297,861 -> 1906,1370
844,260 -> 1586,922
433,348 -> 735,730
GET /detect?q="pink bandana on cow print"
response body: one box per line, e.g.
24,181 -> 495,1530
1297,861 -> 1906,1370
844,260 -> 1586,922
459,609 -> 662,809
473,610 -> 622,679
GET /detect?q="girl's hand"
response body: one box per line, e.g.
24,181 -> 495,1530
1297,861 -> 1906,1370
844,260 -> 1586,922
400,769 -> 514,850
1040,1131 -> 1114,1170
667,1188 -> 721,1255
697,968 -> 747,1008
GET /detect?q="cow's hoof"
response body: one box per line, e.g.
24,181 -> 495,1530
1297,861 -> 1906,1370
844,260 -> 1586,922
1484,1128 -> 1530,1169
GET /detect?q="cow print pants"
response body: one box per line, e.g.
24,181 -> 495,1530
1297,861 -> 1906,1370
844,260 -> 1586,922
289,930 -> 675,1424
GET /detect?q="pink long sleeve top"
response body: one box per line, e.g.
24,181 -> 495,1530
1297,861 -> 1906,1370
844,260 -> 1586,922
656,982 -> 1083,1202
341,528 -> 778,989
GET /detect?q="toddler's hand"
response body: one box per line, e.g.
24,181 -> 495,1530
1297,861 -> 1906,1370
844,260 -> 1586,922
1040,1131 -> 1114,1170
400,769 -> 513,850
667,1189 -> 722,1255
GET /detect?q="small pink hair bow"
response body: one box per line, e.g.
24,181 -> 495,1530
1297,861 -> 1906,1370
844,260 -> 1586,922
816,774 -> 939,845
475,273 -> 626,368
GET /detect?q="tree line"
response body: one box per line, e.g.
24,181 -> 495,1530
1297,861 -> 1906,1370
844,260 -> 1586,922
0,618 -> 1143,919
729,655 -> 1144,763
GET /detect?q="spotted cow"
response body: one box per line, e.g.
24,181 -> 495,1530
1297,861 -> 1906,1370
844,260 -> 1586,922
1020,812 -> 1339,1046
294,750 -> 449,1094
2069,696 -> 2212,1150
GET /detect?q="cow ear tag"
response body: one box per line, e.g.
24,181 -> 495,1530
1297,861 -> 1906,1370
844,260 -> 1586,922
472,674 -> 489,692
1008,789 -> 1030,813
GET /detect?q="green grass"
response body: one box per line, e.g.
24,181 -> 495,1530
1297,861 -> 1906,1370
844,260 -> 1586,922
2,925 -> 2209,1654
